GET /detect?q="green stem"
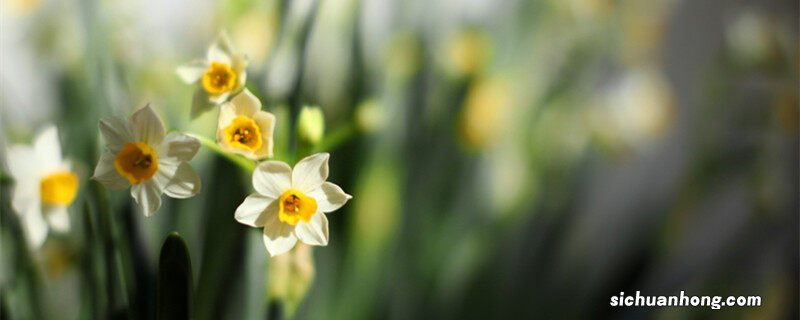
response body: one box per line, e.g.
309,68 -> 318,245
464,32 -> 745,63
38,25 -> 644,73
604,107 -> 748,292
312,122 -> 357,154
188,133 -> 257,173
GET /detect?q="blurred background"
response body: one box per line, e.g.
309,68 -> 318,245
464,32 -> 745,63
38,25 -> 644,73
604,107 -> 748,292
1,0 -> 798,319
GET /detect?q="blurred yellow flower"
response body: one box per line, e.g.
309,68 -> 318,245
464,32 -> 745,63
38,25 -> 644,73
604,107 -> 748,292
443,28 -> 491,78
619,1 -> 670,65
176,33 -> 248,118
3,0 -> 41,15
216,89 -> 276,160
235,153 -> 352,257
92,105 -> 202,217
459,76 -> 512,149
6,126 -> 77,248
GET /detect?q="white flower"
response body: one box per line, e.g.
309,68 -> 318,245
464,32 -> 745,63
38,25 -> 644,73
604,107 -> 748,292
216,89 -> 276,160
6,126 -> 78,248
176,32 -> 248,118
92,105 -> 202,217
235,153 -> 352,257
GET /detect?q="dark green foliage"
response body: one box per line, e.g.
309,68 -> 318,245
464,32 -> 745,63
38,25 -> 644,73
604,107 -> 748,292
157,233 -> 193,320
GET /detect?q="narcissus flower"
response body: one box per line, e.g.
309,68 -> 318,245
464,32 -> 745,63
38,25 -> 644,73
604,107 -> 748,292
6,126 -> 78,248
92,105 -> 201,217
177,33 -> 248,118
216,89 -> 275,160
235,153 -> 352,257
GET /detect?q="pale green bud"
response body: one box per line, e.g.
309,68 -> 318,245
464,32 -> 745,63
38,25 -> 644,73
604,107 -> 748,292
267,244 -> 315,318
296,106 -> 325,145
355,99 -> 385,133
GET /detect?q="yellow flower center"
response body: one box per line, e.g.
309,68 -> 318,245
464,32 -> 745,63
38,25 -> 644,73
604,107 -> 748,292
40,171 -> 79,206
202,61 -> 237,95
278,189 -> 317,226
114,142 -> 159,185
224,116 -> 262,151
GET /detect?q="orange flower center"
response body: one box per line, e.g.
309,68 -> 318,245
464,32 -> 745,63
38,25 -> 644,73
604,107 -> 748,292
223,116 -> 262,151
278,189 -> 317,226
202,61 -> 237,95
40,171 -> 79,206
114,142 -> 158,185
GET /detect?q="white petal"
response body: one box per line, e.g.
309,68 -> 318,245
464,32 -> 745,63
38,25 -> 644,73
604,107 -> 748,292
131,104 -> 166,145
176,60 -> 208,83
217,101 -> 239,128
307,182 -> 352,213
208,48 -> 231,65
215,131 -> 237,155
22,203 -> 48,248
151,159 -> 177,189
232,55 -> 248,90
262,213 -> 297,257
230,89 -> 260,116
161,132 -> 200,162
45,206 -> 70,232
99,116 -> 133,153
131,180 -> 162,217
253,161 -> 292,198
209,91 -> 232,105
33,126 -> 62,170
207,33 -> 234,64
292,153 -> 329,192
294,212 -> 328,246
235,194 -> 276,227
162,162 -> 201,199
11,181 -> 38,217
7,146 -> 40,182
252,111 -> 276,159
92,152 -> 130,190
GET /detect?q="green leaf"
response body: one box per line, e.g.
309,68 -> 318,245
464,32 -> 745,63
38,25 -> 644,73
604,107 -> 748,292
157,232 -> 193,320
194,157 -> 250,320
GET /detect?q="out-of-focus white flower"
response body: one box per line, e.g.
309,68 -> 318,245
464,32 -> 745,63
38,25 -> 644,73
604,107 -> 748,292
235,153 -> 352,257
725,9 -> 780,67
176,33 -> 248,118
600,67 -> 674,148
7,126 -> 78,248
231,8 -> 278,70
92,105 -> 201,217
216,89 -> 276,160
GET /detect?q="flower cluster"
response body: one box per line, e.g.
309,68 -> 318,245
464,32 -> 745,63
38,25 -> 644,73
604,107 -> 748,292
6,34 -> 351,257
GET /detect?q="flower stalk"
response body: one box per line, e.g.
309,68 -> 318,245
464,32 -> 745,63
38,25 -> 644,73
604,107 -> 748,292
188,133 -> 257,173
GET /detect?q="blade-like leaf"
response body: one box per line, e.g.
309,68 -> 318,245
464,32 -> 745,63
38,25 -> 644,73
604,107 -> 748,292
157,232 -> 193,320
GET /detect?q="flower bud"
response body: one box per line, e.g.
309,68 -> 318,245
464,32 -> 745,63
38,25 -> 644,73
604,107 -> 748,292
296,106 -> 325,145
355,99 -> 385,133
267,244 -> 315,317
